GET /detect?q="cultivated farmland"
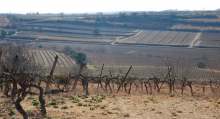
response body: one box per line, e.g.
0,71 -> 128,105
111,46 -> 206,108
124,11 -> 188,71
118,30 -> 200,46
194,33 -> 220,47
30,49 -> 76,72
0,17 -> 8,27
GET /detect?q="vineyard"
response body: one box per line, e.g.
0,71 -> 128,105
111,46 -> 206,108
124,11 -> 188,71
117,30 -> 200,46
30,49 -> 76,72
88,65 -> 218,81
194,33 -> 220,47
7,23 -> 138,43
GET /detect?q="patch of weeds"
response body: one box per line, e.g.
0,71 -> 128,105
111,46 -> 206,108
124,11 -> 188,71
100,106 -> 105,109
107,111 -> 113,114
150,98 -> 157,103
32,99 -> 39,106
177,111 -> 182,113
112,107 -> 118,110
143,100 -> 149,103
78,103 -> 83,106
90,107 -> 95,110
97,99 -> 102,102
205,106 -> 209,108
4,100 -> 12,104
61,106 -> 68,109
61,100 -> 65,104
78,95 -> 88,99
52,99 -> 56,102
101,95 -> 106,99
88,104 -> 92,106
84,99 -> 89,102
115,112 -> 119,114
54,105 -> 59,108
69,96 -> 77,100
27,96 -> 35,100
95,105 -> 101,108
83,104 -> 88,107
72,100 -> 79,103
49,102 -> 57,105
27,110 -> 35,117
46,104 -> 50,107
82,111 -> 86,113
170,94 -> 175,97
124,113 -> 130,117
9,110 -> 16,116
151,109 -> 155,111
156,111 -> 163,114
172,112 -> 178,116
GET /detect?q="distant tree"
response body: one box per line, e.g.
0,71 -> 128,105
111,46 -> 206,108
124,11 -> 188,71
70,50 -> 77,58
36,12 -> 39,15
96,12 -> 103,15
1,29 -> 7,38
60,12 -> 64,17
74,53 -> 86,64
197,62 -> 206,69
38,45 -> 43,48
38,26 -> 42,31
131,12 -> 138,17
63,45 -> 72,55
2,44 -> 42,72
8,31 -> 16,35
93,29 -> 100,35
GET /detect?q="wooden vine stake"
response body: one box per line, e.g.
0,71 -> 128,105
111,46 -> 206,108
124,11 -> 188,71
72,63 -> 84,90
46,55 -> 58,91
117,66 -> 132,93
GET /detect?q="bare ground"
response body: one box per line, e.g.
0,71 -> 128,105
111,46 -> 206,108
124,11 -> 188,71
0,84 -> 220,119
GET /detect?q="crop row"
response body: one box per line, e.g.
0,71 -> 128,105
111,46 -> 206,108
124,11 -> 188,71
13,31 -> 121,40
96,65 -> 216,80
31,49 -> 76,69
26,23 -> 136,33
123,30 -> 198,46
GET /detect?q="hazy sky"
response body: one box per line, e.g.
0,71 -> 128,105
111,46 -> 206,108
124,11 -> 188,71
1,0 -> 220,14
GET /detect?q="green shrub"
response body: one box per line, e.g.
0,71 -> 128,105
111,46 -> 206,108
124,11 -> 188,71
156,111 -> 163,114
61,106 -> 68,109
107,111 -> 113,114
124,113 -> 130,117
27,96 -> 35,100
54,105 -> 59,108
32,99 -> 39,106
9,110 -> 16,116
197,62 -> 206,69
49,102 -> 57,105
78,103 -> 83,106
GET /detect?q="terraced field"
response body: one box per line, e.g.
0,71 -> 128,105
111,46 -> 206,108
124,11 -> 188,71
0,17 -> 8,26
8,23 -> 137,43
194,33 -> 220,47
118,30 -> 200,46
30,49 -> 76,72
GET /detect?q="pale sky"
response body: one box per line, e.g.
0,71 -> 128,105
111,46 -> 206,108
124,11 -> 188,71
0,0 -> 220,14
